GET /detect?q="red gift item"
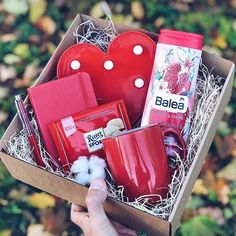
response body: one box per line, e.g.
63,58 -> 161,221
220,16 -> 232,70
28,72 -> 97,165
57,31 -> 156,126
49,100 -> 131,171
158,29 -> 203,50
102,124 -> 170,201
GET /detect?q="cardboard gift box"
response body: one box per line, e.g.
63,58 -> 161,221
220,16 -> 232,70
0,14 -> 235,236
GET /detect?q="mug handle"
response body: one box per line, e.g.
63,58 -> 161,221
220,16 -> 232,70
162,128 -> 187,169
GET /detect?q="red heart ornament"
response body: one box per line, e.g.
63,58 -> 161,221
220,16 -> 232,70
57,32 -> 156,125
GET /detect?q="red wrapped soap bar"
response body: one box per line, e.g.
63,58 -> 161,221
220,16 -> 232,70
49,100 -> 131,171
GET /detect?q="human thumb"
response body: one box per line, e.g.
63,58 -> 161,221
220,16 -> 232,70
86,178 -> 118,235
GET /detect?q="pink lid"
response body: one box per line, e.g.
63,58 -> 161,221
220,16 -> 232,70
158,29 -> 203,50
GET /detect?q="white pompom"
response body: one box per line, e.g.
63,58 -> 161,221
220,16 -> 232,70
74,173 -> 91,186
90,166 -> 106,182
70,156 -> 89,173
89,155 -> 107,171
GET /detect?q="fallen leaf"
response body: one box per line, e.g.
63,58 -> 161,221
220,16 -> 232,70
203,170 -> 230,204
13,43 -> 30,58
0,229 -> 12,236
180,215 -> 223,236
90,2 -> 105,18
197,207 -> 225,225
0,162 -> 15,187
224,207 -> 234,219
22,210 -> 37,224
201,156 -> 219,174
230,0 -> 236,8
3,54 -> 21,64
54,0 -> 67,7
112,14 -> 141,28
208,0 -> 216,6
0,5 -> 4,12
181,208 -> 194,222
214,134 -> 236,158
215,179 -> 230,204
28,192 -> 56,209
154,17 -> 165,28
27,224 -> 53,236
113,3 -> 124,13
217,159 -> 236,181
29,0 -> 47,23
0,64 -> 16,82
0,198 -> 8,206
46,42 -> 56,55
131,1 -> 145,20
35,16 -> 56,35
186,196 -> 205,210
14,63 -> 40,88
3,0 -> 29,16
224,105 -> 234,116
112,14 -> 126,24
170,2 -> 190,11
28,34 -> 41,44
232,20 -> 236,31
8,184 -> 28,201
203,170 -> 216,189
0,87 -> 9,98
39,43 -> 48,53
41,208 -> 70,234
0,33 -> 17,42
3,14 -> 16,26
0,111 -> 8,125
214,135 -> 224,158
217,121 -> 231,137
192,179 -> 208,195
213,35 -> 228,49
226,135 -> 236,158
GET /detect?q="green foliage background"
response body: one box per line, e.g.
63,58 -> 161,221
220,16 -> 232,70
0,0 -> 236,235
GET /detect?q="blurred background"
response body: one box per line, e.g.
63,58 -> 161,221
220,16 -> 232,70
0,0 -> 236,235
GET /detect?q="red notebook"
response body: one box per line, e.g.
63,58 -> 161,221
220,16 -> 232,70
28,72 -> 97,165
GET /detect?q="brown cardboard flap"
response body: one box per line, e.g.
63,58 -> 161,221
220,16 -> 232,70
202,51 -> 234,77
0,152 -> 170,236
169,61 -> 235,233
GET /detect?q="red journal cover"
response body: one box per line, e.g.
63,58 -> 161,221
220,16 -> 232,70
28,72 -> 97,165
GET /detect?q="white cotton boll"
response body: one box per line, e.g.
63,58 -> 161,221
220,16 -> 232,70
89,155 -> 107,171
90,166 -> 106,183
70,161 -> 81,173
74,173 -> 91,186
70,156 -> 89,174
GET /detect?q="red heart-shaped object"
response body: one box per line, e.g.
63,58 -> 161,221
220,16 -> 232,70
57,32 -> 156,125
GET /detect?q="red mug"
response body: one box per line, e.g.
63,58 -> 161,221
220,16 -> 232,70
102,124 -> 170,201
